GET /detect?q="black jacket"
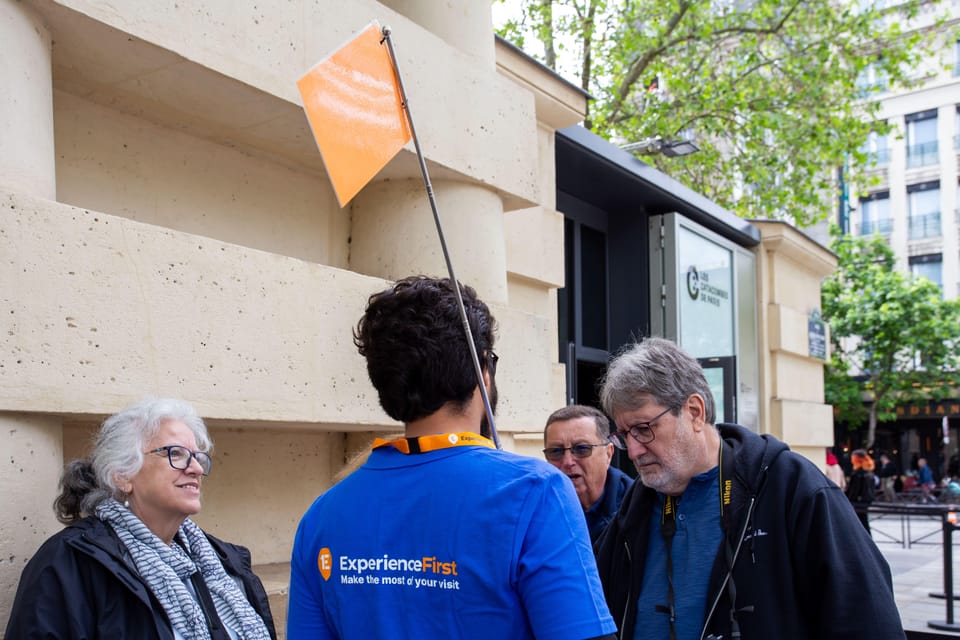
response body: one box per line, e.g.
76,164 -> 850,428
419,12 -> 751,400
594,424 -> 904,640
847,469 -> 877,506
4,516 -> 278,640
586,466 -> 635,542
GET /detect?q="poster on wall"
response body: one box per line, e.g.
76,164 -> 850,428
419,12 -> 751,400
678,226 -> 734,359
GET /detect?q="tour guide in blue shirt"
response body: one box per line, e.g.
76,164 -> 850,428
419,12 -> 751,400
287,276 -> 616,640
593,338 -> 905,640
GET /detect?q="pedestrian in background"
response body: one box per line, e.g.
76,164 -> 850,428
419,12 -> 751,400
826,450 -> 846,490
917,457 -> 936,502
878,453 -> 898,502
846,449 -> 876,532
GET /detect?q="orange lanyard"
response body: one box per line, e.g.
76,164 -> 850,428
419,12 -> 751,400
372,432 -> 495,454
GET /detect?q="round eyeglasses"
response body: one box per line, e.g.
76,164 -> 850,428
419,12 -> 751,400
542,443 -> 608,462
145,445 -> 212,476
608,406 -> 674,449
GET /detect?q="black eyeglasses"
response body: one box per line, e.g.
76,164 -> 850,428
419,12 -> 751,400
145,445 -> 212,476
487,351 -> 499,374
609,406 -> 674,448
542,443 -> 608,462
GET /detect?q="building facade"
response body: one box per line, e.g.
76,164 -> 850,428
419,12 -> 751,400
842,0 -> 960,474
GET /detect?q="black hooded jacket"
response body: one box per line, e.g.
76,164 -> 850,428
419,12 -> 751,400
4,516 -> 278,640
593,423 -> 904,640
587,466 -> 635,542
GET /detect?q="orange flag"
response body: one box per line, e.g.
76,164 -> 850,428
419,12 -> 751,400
297,21 -> 412,207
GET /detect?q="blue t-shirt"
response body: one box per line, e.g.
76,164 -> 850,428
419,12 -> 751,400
287,441 -> 616,639
634,466 -> 722,640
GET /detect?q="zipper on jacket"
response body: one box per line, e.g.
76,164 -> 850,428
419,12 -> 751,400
699,495 -> 757,640
699,462 -> 770,640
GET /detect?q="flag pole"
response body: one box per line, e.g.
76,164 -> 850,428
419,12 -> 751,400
380,25 -> 501,450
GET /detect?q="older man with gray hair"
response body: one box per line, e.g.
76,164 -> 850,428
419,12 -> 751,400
593,337 -> 904,640
543,405 -> 633,542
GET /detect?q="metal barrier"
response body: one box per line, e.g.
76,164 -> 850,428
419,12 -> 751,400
865,503 -> 960,633
926,509 -> 960,633
867,502 -> 949,549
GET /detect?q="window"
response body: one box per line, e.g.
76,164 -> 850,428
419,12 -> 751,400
860,129 -> 890,166
856,61 -> 888,97
909,254 -> 943,294
858,192 -> 892,235
907,181 -> 941,240
906,110 -> 938,168
579,225 -> 608,349
559,217 -> 609,354
955,107 -> 960,151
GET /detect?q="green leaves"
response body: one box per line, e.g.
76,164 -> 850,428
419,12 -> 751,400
494,0 -> 944,226
821,225 -> 960,446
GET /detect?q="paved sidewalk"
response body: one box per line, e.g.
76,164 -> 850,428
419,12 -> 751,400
870,511 -> 960,636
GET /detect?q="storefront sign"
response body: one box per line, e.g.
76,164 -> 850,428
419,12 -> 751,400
895,401 -> 960,418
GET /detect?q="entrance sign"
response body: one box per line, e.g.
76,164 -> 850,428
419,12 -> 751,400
679,226 -> 734,358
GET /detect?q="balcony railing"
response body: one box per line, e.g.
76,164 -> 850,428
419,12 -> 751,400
907,140 -> 938,168
858,218 -> 894,236
908,211 -> 941,239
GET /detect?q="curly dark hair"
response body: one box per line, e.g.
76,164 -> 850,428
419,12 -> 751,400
354,276 -> 497,423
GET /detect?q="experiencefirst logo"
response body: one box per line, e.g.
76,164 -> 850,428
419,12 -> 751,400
317,547 -> 460,589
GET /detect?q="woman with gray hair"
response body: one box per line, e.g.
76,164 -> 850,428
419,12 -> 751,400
4,398 -> 276,640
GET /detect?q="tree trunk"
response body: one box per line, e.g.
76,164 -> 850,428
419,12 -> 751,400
866,403 -> 878,449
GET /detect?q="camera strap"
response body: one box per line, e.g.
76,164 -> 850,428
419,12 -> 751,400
656,440 -> 734,640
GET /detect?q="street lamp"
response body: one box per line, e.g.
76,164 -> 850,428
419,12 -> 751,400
620,136 -> 700,158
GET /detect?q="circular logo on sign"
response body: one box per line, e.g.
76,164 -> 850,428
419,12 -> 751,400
687,266 -> 701,300
448,433 -> 459,444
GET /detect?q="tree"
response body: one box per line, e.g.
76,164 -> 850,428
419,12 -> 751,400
821,226 -> 960,448
495,0 -> 943,226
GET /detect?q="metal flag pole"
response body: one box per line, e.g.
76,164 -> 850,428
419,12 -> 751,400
380,25 -> 500,449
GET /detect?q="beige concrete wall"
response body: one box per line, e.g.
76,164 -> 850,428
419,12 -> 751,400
47,0 -> 541,209
754,221 -> 838,466
1,0 -> 586,632
55,90 -> 350,267
0,191 -> 384,424
0,1 -> 55,198
0,414 -> 63,618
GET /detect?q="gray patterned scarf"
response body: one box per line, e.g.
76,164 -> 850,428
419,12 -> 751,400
96,499 -> 271,640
